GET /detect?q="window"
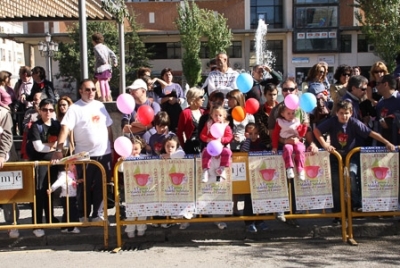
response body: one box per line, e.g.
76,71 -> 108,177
1,49 -> 5,61
144,42 -> 181,59
294,6 -> 338,28
250,0 -> 283,29
199,42 -> 211,59
340,34 -> 351,53
250,40 -> 283,73
8,50 -> 11,62
226,41 -> 242,58
357,34 -> 369,52
295,0 -> 338,3
293,1 -> 339,53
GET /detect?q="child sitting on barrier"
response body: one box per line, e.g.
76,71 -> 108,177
47,164 -> 80,234
200,105 -> 233,183
272,104 -> 308,181
118,136 -> 148,238
314,100 -> 395,222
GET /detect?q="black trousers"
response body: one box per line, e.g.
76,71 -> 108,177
76,154 -> 111,218
61,196 -> 79,231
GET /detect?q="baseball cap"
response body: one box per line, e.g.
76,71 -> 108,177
126,79 -> 147,91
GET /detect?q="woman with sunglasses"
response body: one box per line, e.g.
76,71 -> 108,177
303,63 -> 330,96
330,64 -> 352,114
56,96 -> 74,156
26,98 -> 61,237
367,61 -> 389,106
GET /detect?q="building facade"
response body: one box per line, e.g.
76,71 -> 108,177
126,0 -> 381,86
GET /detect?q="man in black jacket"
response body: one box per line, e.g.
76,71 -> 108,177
247,65 -> 282,105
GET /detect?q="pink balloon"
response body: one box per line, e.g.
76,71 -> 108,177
116,93 -> 135,114
284,94 -> 299,110
210,123 -> 225,139
114,136 -> 133,158
206,140 -> 223,157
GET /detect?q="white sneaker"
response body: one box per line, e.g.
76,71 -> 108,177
298,170 -> 305,181
8,229 -> 19,238
69,227 -> 80,234
61,227 -> 80,234
216,222 -> 227,230
79,217 -> 88,223
161,223 -> 173,229
202,169 -> 209,183
276,212 -> 286,222
33,229 -> 45,237
286,168 -> 295,179
179,222 -> 190,230
137,230 -> 145,236
127,231 -> 135,238
91,216 -> 104,222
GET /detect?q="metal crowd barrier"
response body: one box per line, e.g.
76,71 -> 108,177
345,147 -> 400,245
113,151 -> 347,248
0,160 -> 109,248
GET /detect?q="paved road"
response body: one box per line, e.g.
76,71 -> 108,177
1,238 -> 400,268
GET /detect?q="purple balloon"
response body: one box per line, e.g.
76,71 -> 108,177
210,123 -> 225,139
116,93 -> 135,114
284,94 -> 299,110
207,140 -> 223,157
114,136 -> 133,158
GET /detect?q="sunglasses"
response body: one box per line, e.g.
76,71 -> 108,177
374,70 -> 384,74
376,81 -> 384,85
360,87 -> 367,91
282,87 -> 296,92
342,73 -> 351,77
41,108 -> 54,113
319,70 -> 325,74
84,87 -> 96,92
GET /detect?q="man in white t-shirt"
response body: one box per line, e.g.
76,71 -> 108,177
52,79 -> 114,222
204,52 -> 239,97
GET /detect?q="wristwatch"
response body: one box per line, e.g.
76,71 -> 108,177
55,149 -> 63,152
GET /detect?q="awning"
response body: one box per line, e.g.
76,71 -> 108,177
0,0 -> 113,21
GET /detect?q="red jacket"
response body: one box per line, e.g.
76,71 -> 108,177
177,107 -> 205,147
200,121 -> 233,145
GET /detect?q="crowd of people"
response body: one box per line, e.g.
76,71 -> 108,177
1,49 -> 400,239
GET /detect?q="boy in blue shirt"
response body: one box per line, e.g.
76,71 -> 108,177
314,100 -> 395,223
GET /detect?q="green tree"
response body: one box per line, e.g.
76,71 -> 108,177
201,9 -> 232,58
176,0 -> 203,87
354,0 -> 400,71
175,0 -> 233,87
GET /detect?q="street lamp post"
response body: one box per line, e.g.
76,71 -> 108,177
38,32 -> 58,82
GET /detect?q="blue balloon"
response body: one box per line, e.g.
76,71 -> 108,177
299,93 -> 317,113
236,73 -> 253,93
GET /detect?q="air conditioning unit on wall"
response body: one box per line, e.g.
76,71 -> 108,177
368,44 -> 375,52
233,62 -> 242,69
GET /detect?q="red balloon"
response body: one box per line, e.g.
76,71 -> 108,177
245,98 -> 260,114
137,105 -> 155,126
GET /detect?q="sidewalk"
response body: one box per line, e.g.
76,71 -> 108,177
1,205 -> 400,249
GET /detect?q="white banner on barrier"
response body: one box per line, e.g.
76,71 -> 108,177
294,151 -> 333,210
124,159 -> 161,217
361,150 -> 399,212
195,158 -> 233,215
248,154 -> 290,213
159,158 -> 196,216
124,158 -> 196,217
